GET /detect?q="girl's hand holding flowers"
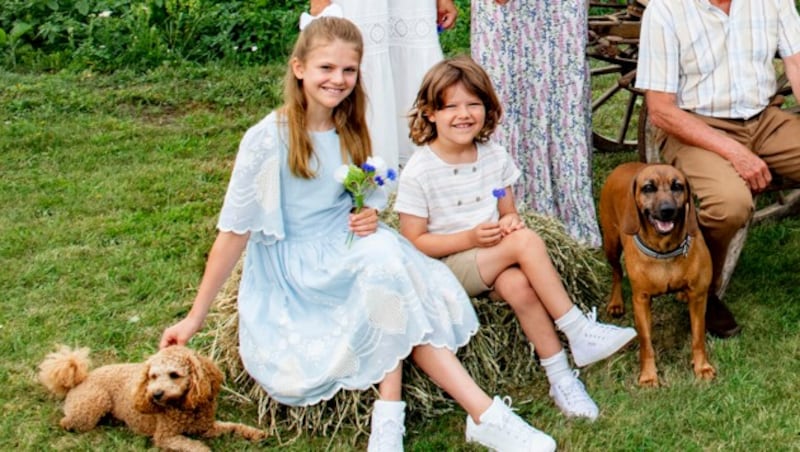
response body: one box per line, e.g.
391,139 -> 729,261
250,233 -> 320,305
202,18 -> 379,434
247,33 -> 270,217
349,207 -> 379,238
334,156 -> 397,246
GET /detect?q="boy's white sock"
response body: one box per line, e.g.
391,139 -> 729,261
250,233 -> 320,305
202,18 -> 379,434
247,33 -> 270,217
554,305 -> 588,342
540,349 -> 572,386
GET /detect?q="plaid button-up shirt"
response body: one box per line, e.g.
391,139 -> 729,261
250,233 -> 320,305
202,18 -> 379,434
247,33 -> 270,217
636,0 -> 800,119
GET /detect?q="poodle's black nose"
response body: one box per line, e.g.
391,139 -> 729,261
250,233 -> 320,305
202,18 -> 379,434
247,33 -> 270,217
153,390 -> 164,400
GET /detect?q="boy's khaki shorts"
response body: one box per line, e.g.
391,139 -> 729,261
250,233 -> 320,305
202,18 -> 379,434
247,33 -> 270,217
441,248 -> 492,297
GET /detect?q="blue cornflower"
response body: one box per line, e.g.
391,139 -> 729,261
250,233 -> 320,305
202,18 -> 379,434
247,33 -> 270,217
361,163 -> 375,173
386,168 -> 397,181
492,188 -> 506,199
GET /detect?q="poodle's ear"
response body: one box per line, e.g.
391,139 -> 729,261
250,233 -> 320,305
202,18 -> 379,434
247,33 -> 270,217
183,351 -> 222,410
621,176 -> 642,235
133,363 -> 160,414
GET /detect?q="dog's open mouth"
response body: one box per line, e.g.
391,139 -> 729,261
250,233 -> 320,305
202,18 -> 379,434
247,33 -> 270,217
649,217 -> 676,234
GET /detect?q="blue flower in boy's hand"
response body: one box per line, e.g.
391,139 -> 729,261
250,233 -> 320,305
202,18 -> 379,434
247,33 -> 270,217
492,188 -> 507,199
386,168 -> 397,181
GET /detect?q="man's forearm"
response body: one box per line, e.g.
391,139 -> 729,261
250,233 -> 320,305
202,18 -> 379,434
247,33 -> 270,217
784,52 -> 800,101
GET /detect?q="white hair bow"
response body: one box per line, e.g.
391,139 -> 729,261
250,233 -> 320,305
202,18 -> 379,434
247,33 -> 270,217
299,4 -> 344,31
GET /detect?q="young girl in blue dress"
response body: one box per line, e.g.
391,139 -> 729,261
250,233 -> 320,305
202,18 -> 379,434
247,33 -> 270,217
396,56 -> 637,423
160,17 -> 555,452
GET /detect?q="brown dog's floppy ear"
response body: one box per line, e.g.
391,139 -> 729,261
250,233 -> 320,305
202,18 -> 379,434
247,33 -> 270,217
621,176 -> 641,235
183,350 -> 222,410
133,362 -> 160,413
684,179 -> 700,236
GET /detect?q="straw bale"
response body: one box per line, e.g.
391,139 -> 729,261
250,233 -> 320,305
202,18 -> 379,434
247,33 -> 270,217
198,209 -> 606,442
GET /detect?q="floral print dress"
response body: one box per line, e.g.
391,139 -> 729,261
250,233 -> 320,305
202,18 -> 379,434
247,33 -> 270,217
471,0 -> 601,247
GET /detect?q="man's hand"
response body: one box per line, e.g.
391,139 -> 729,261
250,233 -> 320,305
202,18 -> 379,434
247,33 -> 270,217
727,147 -> 772,193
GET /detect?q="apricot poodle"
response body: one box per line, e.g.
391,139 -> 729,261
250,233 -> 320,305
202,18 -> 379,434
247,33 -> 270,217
38,345 -> 265,452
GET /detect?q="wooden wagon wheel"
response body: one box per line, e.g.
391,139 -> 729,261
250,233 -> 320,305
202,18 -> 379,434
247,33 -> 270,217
587,0 -> 647,153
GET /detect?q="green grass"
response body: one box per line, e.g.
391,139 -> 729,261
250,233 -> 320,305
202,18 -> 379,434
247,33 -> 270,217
2,65 -> 800,451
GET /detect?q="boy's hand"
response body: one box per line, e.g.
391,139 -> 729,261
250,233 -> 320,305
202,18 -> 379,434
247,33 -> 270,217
498,213 -> 525,236
350,207 -> 379,237
472,222 -> 503,247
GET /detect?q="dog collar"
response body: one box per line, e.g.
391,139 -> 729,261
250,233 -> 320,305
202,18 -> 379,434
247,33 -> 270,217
633,234 -> 692,259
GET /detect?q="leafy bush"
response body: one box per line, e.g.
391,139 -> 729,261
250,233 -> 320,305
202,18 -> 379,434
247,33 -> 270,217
0,0 -> 306,71
0,0 -> 472,73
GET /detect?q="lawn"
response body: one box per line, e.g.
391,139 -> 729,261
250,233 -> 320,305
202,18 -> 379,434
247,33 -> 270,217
2,64 -> 799,451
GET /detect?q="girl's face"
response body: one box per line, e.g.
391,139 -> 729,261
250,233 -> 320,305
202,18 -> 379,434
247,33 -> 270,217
292,39 -> 360,113
427,82 -> 486,151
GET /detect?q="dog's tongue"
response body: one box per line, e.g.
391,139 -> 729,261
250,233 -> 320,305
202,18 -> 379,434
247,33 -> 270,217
654,219 -> 675,233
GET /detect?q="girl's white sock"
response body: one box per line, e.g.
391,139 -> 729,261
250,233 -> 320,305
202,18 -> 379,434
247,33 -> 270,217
373,399 -> 406,418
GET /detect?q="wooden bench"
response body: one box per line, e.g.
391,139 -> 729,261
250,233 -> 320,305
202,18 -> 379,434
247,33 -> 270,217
638,81 -> 800,298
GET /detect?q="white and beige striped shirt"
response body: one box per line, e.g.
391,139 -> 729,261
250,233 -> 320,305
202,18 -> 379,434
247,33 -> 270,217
636,0 -> 800,119
394,142 -> 521,235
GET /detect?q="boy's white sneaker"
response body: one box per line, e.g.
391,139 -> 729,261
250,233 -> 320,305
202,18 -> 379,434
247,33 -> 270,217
465,396 -> 556,452
367,400 -> 405,452
570,310 -> 637,367
549,370 -> 599,421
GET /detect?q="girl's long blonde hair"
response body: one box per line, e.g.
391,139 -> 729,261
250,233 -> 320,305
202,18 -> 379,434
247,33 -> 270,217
408,55 -> 502,145
280,17 -> 371,178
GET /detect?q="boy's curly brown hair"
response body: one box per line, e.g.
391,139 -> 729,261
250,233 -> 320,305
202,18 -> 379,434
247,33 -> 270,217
408,55 -> 502,145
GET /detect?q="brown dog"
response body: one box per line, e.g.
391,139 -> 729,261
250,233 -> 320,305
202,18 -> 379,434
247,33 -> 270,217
599,162 -> 715,386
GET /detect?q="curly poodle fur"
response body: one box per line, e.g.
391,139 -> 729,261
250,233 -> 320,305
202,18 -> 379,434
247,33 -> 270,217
38,345 -> 265,452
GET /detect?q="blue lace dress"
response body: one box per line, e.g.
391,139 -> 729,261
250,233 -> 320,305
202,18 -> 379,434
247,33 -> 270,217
217,112 -> 479,406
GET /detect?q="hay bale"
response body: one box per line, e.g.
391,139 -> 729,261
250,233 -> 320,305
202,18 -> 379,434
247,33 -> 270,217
198,209 -> 606,442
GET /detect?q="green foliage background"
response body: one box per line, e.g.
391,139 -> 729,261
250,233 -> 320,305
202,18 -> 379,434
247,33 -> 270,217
0,0 -> 471,72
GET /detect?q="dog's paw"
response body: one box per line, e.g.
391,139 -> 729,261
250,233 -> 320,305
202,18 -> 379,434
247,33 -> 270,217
243,428 -> 267,441
606,302 -> 625,317
694,362 -> 716,381
638,372 -> 659,387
